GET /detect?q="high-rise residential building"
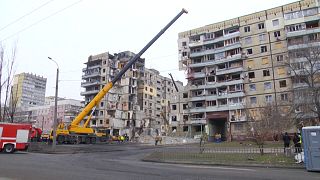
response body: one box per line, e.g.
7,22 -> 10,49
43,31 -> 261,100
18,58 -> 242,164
81,51 -> 145,136
138,68 -> 184,135
177,0 -> 320,141
10,73 -> 46,110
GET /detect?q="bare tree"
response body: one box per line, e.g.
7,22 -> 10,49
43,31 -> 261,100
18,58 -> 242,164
246,103 -> 293,151
286,42 -> 320,126
0,44 -> 17,122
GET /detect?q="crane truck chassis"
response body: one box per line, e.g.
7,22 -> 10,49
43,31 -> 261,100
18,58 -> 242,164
50,9 -> 188,144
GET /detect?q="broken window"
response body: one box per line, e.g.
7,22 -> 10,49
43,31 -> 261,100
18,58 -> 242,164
276,55 -> 284,61
247,48 -> 253,55
183,104 -> 188,109
279,80 -> 287,88
172,105 -> 177,110
260,46 -> 267,53
207,100 -> 216,107
274,31 -> 281,37
263,69 -> 270,77
281,93 -> 288,101
182,41 -> 187,46
248,72 -> 255,78
244,26 -> 250,32
183,126 -> 188,132
172,116 -> 177,121
183,93 -> 188,98
258,23 -> 265,29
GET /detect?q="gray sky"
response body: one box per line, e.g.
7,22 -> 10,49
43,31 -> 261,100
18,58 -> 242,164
0,0 -> 296,101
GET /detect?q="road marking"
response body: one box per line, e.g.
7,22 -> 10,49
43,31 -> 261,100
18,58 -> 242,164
171,164 -> 256,172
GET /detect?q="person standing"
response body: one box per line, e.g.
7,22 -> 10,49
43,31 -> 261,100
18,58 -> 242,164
293,133 -> 300,153
282,132 -> 291,153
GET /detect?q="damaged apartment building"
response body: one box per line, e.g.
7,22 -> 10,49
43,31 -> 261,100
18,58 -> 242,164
82,51 -> 184,137
178,0 -> 320,141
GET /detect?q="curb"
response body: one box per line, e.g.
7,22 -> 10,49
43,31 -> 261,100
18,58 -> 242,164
142,158 -> 305,170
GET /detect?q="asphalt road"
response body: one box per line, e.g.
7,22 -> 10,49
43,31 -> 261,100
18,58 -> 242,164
0,143 -> 319,180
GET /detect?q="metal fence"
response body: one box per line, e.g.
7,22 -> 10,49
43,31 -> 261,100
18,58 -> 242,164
151,146 -> 304,165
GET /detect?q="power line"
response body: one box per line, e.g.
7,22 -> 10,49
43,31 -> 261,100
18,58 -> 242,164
0,0 -> 83,42
0,0 -> 55,32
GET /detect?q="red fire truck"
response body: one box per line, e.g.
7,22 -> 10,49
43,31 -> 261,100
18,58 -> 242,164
0,123 -> 32,153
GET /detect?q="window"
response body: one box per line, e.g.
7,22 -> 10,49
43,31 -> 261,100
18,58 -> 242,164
103,68 -> 106,73
250,97 -> 257,104
258,23 -> 265,29
277,67 -> 285,75
281,93 -> 288,101
276,55 -> 284,62
274,31 -> 281,37
182,41 -> 187,46
248,72 -> 255,78
100,120 -> 103,124
259,34 -> 266,41
145,87 -> 148,91
247,48 -> 253,55
249,84 -> 256,91
172,116 -> 177,121
262,57 -> 269,65
183,126 -> 188,132
245,37 -> 252,44
279,80 -> 287,88
183,104 -> 188,109
92,120 -> 96,125
150,88 -> 153,93
272,19 -> 279,26
260,46 -> 267,53
265,95 -> 272,102
183,115 -> 188,121
183,93 -> 188,98
263,69 -> 270,77
99,111 -> 103,116
244,26 -> 250,32
234,124 -> 244,131
182,52 -> 187,57
100,102 -> 104,107
172,105 -> 177,110
264,82 -> 272,90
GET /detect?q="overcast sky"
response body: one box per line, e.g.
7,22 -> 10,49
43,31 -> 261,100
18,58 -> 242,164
0,0 -> 296,101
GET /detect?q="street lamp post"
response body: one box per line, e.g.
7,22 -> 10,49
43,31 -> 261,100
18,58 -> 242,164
48,57 -> 59,150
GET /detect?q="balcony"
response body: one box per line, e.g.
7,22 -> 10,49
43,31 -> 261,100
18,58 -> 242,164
192,72 -> 206,78
190,118 -> 206,124
189,40 -> 203,48
189,107 -> 206,113
190,43 -> 241,58
216,79 -> 244,87
81,81 -> 100,87
287,28 -> 320,38
82,64 -> 101,72
216,66 -> 244,75
288,40 -> 320,50
217,91 -> 245,99
189,54 -> 242,68
82,71 -> 101,78
80,89 -> 99,96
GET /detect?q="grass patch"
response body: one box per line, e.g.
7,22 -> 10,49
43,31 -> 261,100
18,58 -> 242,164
145,151 -> 300,167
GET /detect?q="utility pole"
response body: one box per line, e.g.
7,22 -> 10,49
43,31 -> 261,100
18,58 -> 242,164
48,57 -> 59,150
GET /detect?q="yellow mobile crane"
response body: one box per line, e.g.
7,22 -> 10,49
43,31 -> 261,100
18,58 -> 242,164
50,9 -> 188,144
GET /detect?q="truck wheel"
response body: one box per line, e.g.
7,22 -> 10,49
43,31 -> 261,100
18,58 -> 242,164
4,144 -> 14,153
85,137 -> 90,144
91,137 -> 96,144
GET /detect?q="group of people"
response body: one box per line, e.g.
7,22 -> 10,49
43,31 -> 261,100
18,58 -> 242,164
282,132 -> 302,153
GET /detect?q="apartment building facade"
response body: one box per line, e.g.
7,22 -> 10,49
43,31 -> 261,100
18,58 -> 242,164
11,73 -> 47,110
178,0 -> 320,141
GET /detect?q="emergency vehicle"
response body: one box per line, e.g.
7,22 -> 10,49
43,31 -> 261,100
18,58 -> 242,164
0,123 -> 31,153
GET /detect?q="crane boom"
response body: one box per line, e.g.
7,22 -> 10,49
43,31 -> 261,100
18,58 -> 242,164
70,9 -> 188,128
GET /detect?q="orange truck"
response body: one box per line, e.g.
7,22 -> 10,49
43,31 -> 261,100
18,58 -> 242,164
0,123 -> 31,153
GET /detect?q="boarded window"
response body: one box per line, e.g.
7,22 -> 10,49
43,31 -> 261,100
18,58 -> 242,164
277,67 -> 285,75
275,42 -> 282,49
262,58 -> 269,65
